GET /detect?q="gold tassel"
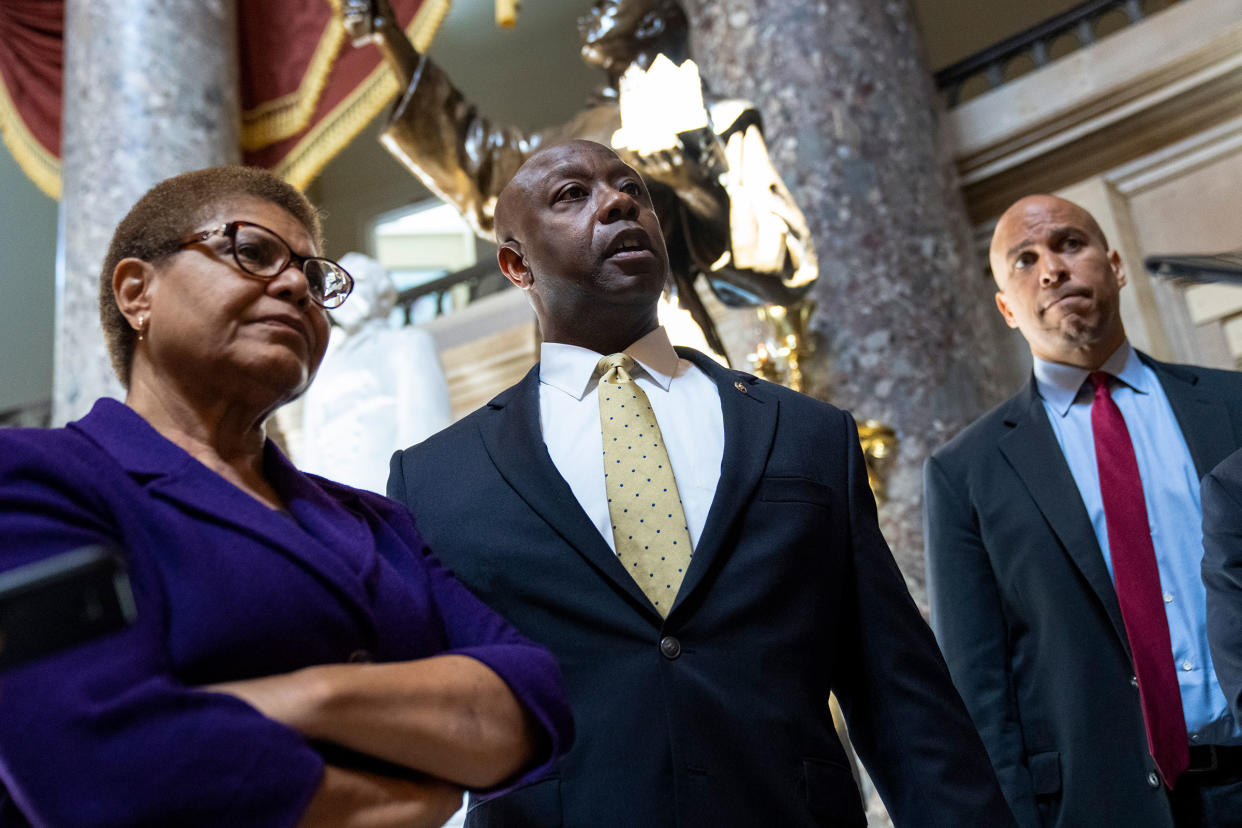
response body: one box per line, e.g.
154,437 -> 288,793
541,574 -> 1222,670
496,0 -> 519,28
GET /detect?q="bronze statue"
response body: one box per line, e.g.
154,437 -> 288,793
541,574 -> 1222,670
344,0 -> 817,360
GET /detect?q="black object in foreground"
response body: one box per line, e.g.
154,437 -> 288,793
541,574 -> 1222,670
0,546 -> 135,670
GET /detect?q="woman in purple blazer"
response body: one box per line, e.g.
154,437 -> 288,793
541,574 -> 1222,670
0,168 -> 572,827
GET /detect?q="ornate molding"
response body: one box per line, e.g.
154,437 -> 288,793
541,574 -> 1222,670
950,0 -> 1242,221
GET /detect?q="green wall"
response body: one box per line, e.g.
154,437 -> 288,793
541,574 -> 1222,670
0,142 -> 57,415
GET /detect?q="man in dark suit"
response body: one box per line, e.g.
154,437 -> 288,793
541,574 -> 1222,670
925,194 -> 1242,828
389,139 -> 1015,827
1204,447 -> 1242,726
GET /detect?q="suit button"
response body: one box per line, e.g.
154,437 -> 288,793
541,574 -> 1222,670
1147,771 -> 1160,789
348,649 -> 373,663
660,636 -> 681,660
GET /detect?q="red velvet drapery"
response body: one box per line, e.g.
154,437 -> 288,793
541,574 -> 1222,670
0,1 -> 62,197
0,0 -> 448,199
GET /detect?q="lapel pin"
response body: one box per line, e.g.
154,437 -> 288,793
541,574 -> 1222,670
734,381 -> 748,395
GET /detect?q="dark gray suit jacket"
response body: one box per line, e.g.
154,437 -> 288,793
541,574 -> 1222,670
390,348 -> 1015,828
925,352 -> 1242,828
1203,446 -> 1242,727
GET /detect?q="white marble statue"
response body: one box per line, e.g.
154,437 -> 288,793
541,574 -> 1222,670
299,253 -> 452,494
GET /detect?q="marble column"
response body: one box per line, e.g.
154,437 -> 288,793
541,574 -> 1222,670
683,0 -> 1025,607
55,0 -> 240,423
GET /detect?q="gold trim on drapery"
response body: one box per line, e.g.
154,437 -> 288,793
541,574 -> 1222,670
0,70 -> 60,199
275,0 -> 453,189
241,0 -> 349,151
0,0 -> 453,199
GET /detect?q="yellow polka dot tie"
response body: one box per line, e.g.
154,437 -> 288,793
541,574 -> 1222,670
597,353 -> 693,616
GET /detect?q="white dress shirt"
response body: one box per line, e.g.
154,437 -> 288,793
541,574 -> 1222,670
538,327 -> 724,554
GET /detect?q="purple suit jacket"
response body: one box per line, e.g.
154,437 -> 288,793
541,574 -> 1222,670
0,399 -> 572,827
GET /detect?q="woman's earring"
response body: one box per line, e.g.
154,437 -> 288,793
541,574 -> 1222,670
136,314 -> 147,342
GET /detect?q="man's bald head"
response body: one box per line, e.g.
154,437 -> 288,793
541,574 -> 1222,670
492,138 -> 669,354
988,193 -> 1127,369
494,140 -> 620,246
492,160 -> 537,247
989,195 -> 1109,287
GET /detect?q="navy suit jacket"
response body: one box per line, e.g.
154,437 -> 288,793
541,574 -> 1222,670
389,348 -> 1014,828
925,353 -> 1242,828
1203,446 -> 1242,726
0,399 -> 572,827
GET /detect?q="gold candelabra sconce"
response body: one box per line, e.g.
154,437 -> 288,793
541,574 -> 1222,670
856,420 -> 898,503
747,300 -> 897,502
747,301 -> 814,392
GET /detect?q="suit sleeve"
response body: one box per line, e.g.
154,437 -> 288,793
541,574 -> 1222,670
924,453 -> 1039,828
0,434 -> 323,828
830,412 -> 1016,827
387,447 -> 410,504
1202,459 -> 1242,725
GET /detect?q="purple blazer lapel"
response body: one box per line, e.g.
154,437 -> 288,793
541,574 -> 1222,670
265,443 -> 375,564
72,399 -> 375,617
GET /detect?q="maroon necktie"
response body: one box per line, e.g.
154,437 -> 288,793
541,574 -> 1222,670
1090,371 -> 1189,788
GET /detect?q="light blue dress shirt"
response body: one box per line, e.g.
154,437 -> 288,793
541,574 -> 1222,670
1034,342 -> 1242,746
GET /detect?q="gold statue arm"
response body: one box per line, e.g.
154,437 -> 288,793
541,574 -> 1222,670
343,0 -> 420,92
344,0 -> 562,238
379,56 -> 542,239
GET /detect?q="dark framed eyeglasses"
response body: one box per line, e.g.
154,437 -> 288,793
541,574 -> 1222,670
177,221 -> 354,309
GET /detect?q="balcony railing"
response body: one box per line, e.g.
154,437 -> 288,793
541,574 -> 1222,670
394,261 -> 510,324
934,0 -> 1184,106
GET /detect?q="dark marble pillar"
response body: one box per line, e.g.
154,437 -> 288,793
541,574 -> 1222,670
683,0 -> 1024,606
55,0 -> 241,423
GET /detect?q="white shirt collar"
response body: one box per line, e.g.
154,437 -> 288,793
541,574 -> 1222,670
1032,340 -> 1150,417
539,327 -> 680,401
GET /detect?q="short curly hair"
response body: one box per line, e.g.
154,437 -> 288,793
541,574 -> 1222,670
98,166 -> 323,386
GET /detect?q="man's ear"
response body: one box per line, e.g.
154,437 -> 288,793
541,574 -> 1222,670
994,290 -> 1019,329
497,242 -> 532,289
1109,249 -> 1127,289
112,257 -> 155,330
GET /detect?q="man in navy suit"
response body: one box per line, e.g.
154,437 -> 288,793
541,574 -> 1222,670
925,194 -> 1242,828
388,139 -> 1014,827
1203,447 -> 1242,727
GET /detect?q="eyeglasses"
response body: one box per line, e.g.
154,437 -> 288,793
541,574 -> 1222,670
177,221 -> 354,309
